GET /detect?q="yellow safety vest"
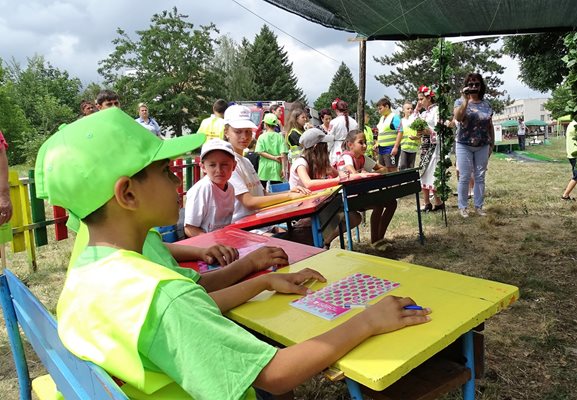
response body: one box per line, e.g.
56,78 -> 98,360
285,128 -> 303,161
58,251 -> 197,399
377,113 -> 397,148
198,115 -> 225,141
401,119 -> 420,153
363,125 -> 374,157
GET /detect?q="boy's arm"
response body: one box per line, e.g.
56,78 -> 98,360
254,296 -> 431,394
392,117 -> 403,156
165,242 -> 239,265
198,246 -> 289,292
184,224 -> 205,238
259,151 -> 281,162
208,268 -> 325,312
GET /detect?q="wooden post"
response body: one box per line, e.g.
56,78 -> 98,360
358,39 -> 367,131
53,206 -> 68,241
28,170 -> 48,247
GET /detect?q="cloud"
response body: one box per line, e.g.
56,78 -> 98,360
0,0 -> 546,106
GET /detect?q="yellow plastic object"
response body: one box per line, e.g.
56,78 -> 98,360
32,374 -> 64,400
227,249 -> 519,391
258,184 -> 341,209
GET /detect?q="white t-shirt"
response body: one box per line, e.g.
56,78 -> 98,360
229,153 -> 265,221
288,157 -> 309,189
328,115 -> 358,165
338,153 -> 376,172
184,176 -> 235,233
518,122 -> 526,136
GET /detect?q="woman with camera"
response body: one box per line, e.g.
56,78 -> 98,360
453,73 -> 495,218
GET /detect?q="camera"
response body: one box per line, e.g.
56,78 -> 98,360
463,87 -> 479,95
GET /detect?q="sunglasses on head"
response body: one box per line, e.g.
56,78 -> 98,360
468,82 -> 481,88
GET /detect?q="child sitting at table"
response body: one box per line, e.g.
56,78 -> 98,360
224,104 -> 310,222
289,127 -> 362,246
337,129 -> 398,244
184,139 -> 237,238
36,108 -> 431,400
256,113 -> 288,189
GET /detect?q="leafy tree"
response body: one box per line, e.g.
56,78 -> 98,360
213,35 -> 257,102
0,63 -> 31,164
314,62 -> 359,115
503,33 -> 567,93
246,25 -> 305,102
4,56 -> 79,164
374,38 -> 508,112
80,82 -> 103,107
544,85 -> 571,119
98,7 -> 221,136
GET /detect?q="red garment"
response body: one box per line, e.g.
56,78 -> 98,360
0,131 -> 8,150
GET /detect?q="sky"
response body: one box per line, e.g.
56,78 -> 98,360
0,0 -> 547,105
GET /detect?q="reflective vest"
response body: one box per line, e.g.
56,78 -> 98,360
401,118 -> 420,153
377,113 -> 397,148
58,251 -> 238,399
198,115 -> 225,141
285,128 -> 303,162
363,125 -> 374,158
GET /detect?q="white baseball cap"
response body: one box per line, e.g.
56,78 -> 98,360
200,139 -> 236,160
224,105 -> 258,129
299,128 -> 333,149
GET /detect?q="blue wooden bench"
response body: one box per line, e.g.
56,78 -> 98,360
0,269 -> 127,400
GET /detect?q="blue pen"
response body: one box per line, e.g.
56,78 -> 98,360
403,305 -> 424,310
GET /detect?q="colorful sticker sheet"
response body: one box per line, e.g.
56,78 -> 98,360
197,242 -> 266,273
291,273 -> 400,320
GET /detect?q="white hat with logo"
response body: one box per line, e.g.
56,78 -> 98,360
224,105 -> 257,129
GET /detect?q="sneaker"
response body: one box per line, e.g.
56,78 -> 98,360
475,208 -> 487,216
459,208 -> 469,218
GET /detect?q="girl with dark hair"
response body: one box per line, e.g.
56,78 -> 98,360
453,73 -> 494,218
328,99 -> 358,165
416,85 -> 444,212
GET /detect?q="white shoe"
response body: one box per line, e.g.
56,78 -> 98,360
475,208 -> 487,216
459,208 -> 469,218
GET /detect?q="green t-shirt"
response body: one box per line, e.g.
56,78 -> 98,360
567,121 -> 577,159
255,131 -> 288,181
74,246 -> 277,399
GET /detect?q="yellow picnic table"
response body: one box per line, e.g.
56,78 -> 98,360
227,249 -> 519,399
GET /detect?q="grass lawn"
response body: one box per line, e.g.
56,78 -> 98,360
1,136 -> 576,399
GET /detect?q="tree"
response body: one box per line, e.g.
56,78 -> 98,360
213,35 -> 257,102
544,86 -> 571,119
374,38 -> 509,112
314,62 -> 359,115
98,7 -> 221,136
246,25 -> 305,102
0,63 -> 31,164
4,56 -> 80,164
503,33 -> 567,93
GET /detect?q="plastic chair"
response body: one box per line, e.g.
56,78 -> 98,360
269,182 -> 290,193
0,269 -> 128,400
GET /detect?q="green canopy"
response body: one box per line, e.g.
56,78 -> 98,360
557,114 -> 572,122
263,0 -> 577,40
524,119 -> 548,126
500,120 -> 519,128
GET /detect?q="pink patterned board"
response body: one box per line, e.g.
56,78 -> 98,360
197,242 -> 266,273
291,273 -> 400,320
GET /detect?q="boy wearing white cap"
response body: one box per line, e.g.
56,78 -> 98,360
184,139 -> 237,237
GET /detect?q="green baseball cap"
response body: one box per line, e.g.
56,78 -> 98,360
263,113 -> 279,126
35,108 -> 206,220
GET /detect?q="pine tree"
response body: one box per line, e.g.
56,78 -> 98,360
213,36 -> 257,102
314,62 -> 359,115
374,38 -> 508,112
246,25 -> 305,102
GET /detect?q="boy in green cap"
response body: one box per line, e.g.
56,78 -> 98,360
36,108 -> 430,399
256,112 -> 288,188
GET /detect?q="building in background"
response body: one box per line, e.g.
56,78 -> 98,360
492,98 -> 551,125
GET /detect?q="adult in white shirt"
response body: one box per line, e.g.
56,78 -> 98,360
327,98 -> 358,165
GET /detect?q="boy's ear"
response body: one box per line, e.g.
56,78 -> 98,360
113,176 -> 139,211
232,160 -> 237,171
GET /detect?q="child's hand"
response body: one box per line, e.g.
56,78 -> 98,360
243,246 -> 289,272
290,186 -> 311,195
266,268 -> 327,295
201,245 -> 239,266
358,296 -> 431,335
